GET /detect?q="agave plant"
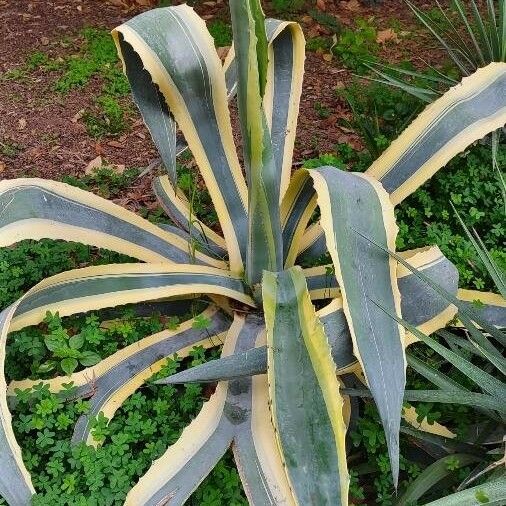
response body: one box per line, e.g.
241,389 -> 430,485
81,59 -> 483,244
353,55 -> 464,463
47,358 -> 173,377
0,1 -> 505,505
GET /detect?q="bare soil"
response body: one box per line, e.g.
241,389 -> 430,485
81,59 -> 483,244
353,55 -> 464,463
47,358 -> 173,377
0,0 -> 449,187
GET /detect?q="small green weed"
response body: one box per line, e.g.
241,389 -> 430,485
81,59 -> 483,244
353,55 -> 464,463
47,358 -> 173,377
0,240 -> 131,312
0,67 -> 27,81
333,19 -> 378,72
308,9 -> 342,35
314,101 -> 331,119
208,19 -> 233,47
54,28 -> 129,95
25,51 -> 50,71
272,0 -> 305,13
306,36 -> 331,52
83,95 -> 128,138
0,139 -> 21,158
62,165 -> 140,199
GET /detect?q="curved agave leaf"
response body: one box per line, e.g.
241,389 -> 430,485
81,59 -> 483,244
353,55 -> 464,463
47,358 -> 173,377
127,314 -> 294,506
0,262 -> 252,503
263,267 -> 349,505
366,62 -> 506,205
9,306 -> 227,395
10,308 -> 229,446
263,19 -> 305,199
0,305 -> 35,505
113,4 -> 248,274
295,63 -> 506,259
309,167 -> 405,486
9,263 -> 254,332
115,33 -> 178,183
68,309 -> 228,445
457,289 -> 506,328
0,178 -> 223,268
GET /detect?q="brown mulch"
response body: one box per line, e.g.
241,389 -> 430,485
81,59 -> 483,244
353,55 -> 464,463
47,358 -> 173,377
0,0 -> 449,188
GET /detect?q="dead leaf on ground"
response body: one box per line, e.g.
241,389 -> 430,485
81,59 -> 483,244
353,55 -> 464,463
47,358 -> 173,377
0,161 -> 5,173
107,140 -> 125,149
316,0 -> 326,11
85,155 -> 103,175
376,28 -> 400,44
340,0 -> 360,12
112,164 -> 126,174
71,109 -> 85,123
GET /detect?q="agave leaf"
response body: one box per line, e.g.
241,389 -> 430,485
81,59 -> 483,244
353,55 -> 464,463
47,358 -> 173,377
0,304 -> 35,505
113,5 -> 248,274
401,426 -> 486,458
310,167 -> 405,486
366,62 -> 506,205
0,178 -> 223,268
115,33 -> 178,183
156,346 -> 267,385
395,453 -> 482,506
229,314 -> 295,505
422,476 -> 506,506
127,314 -> 294,506
263,267 -> 349,504
8,263 -> 254,332
68,309 -> 229,446
263,20 -> 305,198
230,0 -> 284,285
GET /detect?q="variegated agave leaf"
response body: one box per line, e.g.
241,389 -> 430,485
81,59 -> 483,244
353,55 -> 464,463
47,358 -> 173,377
1,1 -> 506,505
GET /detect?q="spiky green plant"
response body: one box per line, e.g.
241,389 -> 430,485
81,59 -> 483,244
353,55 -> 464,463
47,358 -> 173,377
1,1 -> 505,505
367,0 -> 506,102
381,214 -> 506,505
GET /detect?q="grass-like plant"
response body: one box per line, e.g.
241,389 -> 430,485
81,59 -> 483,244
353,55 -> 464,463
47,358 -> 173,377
368,0 -> 506,102
0,1 -> 505,504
